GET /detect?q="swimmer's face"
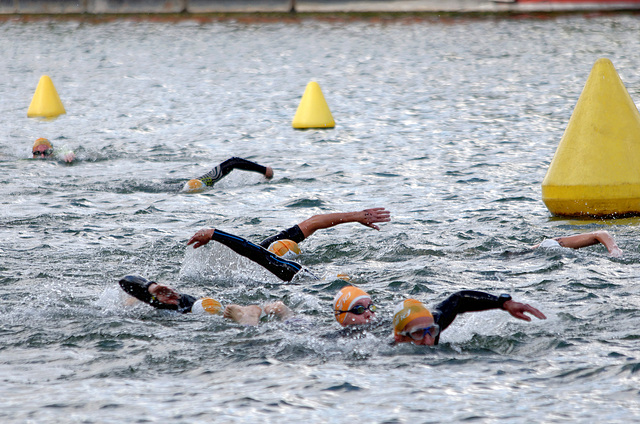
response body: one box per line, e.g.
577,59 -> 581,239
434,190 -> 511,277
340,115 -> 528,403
33,144 -> 53,159
341,297 -> 376,327
394,316 -> 438,346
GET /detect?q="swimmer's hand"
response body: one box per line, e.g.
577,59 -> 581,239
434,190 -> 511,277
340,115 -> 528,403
609,246 -> 623,258
358,207 -> 391,231
503,300 -> 547,322
265,166 -> 274,179
148,283 -> 180,306
187,229 -> 215,248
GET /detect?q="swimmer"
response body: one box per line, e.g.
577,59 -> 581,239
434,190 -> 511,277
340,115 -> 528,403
181,157 -> 273,193
118,275 -> 291,325
224,284 -> 376,327
393,291 -> 546,346
32,137 -> 76,163
119,275 -> 222,314
533,231 -> 622,257
333,285 -> 376,327
187,208 -> 391,281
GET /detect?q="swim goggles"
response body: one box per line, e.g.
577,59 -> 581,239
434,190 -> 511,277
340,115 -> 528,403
33,149 -> 53,157
334,303 -> 377,316
400,324 -> 440,341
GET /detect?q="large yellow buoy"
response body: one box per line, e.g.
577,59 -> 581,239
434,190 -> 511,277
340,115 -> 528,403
541,58 -> 640,217
292,81 -> 335,129
27,75 -> 66,118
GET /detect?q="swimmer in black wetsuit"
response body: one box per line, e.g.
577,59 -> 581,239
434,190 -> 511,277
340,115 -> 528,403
181,157 -> 273,193
119,275 -> 291,322
119,275 -> 218,314
392,291 -> 546,346
187,208 -> 391,282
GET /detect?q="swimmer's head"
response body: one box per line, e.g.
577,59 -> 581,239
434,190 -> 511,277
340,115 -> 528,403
182,179 -> 205,193
333,285 -> 375,327
32,137 -> 53,158
393,299 -> 438,346
191,297 -> 223,315
268,239 -> 301,259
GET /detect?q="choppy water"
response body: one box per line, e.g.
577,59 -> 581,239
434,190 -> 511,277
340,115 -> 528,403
1,12 -> 640,423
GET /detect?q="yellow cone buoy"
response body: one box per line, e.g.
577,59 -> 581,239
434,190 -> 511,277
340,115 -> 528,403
27,75 -> 66,118
292,81 -> 335,129
542,58 -> 640,217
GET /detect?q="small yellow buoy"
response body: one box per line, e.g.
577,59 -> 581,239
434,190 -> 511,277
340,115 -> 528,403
292,81 -> 335,129
27,75 -> 66,118
541,58 -> 640,217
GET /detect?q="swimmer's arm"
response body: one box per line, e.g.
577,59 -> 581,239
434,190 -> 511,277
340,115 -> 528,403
62,151 -> 76,163
297,208 -> 391,238
555,231 -> 622,257
187,228 -> 301,281
187,229 -> 215,248
434,290 -> 546,331
55,147 -> 76,163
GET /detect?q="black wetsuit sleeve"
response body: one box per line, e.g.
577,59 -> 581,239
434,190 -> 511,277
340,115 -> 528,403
119,275 -> 197,313
259,225 -> 306,249
196,157 -> 268,187
211,229 -> 302,282
431,290 -> 505,345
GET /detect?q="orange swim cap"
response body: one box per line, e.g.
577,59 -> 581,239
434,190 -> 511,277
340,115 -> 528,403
191,297 -> 222,315
333,285 -> 371,325
268,239 -> 301,258
33,137 -> 52,150
392,299 -> 433,336
182,179 -> 205,193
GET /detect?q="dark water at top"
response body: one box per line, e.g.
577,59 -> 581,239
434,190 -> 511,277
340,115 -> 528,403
1,14 -> 640,423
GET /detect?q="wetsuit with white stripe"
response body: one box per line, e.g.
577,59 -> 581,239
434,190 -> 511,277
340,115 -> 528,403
212,229 -> 303,282
196,157 -> 268,187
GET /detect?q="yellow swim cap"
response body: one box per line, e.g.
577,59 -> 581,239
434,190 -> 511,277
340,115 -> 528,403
333,285 -> 371,325
33,137 -> 52,150
191,297 -> 222,315
268,239 -> 301,259
392,299 -> 433,336
182,179 -> 205,193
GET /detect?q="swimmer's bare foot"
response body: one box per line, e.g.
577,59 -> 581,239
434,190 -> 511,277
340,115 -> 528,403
223,304 -> 263,325
263,301 -> 293,320
264,166 -> 273,179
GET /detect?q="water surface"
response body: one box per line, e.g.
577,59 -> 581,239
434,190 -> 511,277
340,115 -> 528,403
1,14 -> 640,423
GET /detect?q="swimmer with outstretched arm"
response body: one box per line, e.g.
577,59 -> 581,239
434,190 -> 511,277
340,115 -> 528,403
187,208 -> 391,281
182,157 -> 273,193
533,231 -> 622,257
393,291 -> 546,346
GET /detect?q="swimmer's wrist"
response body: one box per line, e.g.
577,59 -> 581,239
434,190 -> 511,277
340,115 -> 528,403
498,294 -> 512,310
